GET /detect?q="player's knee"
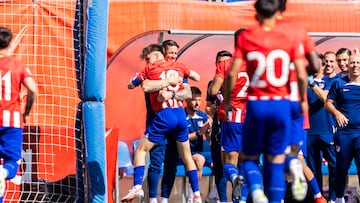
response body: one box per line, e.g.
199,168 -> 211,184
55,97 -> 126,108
193,155 -> 205,168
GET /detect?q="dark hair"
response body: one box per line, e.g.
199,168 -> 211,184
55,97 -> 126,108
140,44 -> 164,60
318,53 -> 325,66
336,48 -> 351,57
191,86 -> 202,96
254,0 -> 280,18
234,28 -> 246,46
215,50 -> 232,64
0,27 -> 13,49
162,39 -> 179,50
278,0 -> 287,12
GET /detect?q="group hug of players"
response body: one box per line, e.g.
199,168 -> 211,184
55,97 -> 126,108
121,0 -> 360,203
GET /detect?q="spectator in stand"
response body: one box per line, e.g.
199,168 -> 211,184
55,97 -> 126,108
307,52 -> 337,203
325,54 -> 360,203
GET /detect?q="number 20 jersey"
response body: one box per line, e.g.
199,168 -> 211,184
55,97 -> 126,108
137,60 -> 191,113
234,24 -> 304,100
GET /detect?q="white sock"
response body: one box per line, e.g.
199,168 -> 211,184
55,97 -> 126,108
149,197 -> 157,203
134,184 -> 142,189
187,183 -> 194,198
335,197 -> 345,203
252,189 -> 265,201
314,193 -> 322,198
160,197 -> 168,203
193,191 -> 200,197
207,185 -> 218,198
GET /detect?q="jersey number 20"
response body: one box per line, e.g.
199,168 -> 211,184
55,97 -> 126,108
247,50 -> 290,88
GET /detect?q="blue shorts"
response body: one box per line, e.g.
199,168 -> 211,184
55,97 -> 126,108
0,127 -> 23,161
299,132 -> 307,157
290,114 -> 305,147
145,108 -> 189,144
220,121 -> 243,152
243,100 -> 291,156
289,101 -> 305,146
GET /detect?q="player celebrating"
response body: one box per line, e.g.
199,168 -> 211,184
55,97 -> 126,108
0,27 -> 37,202
208,36 -> 249,202
128,41 -> 200,203
122,44 -> 202,203
224,1 -> 308,203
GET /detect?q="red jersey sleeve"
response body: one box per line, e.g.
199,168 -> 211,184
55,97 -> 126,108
20,64 -> 30,81
137,65 -> 149,81
180,62 -> 191,78
290,38 -> 305,61
302,33 -> 315,54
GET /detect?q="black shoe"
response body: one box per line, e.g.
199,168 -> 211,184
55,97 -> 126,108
232,175 -> 244,201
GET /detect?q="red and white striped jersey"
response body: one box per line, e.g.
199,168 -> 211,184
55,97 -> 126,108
0,56 -> 30,128
234,24 -> 304,100
138,60 -> 191,113
215,59 -> 248,123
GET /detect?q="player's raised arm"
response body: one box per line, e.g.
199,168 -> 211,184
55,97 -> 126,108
208,50 -> 233,96
308,55 -> 329,102
208,76 -> 223,96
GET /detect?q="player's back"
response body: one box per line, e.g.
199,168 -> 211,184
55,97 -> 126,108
237,24 -> 302,100
216,59 -> 248,102
276,17 -> 315,55
144,60 -> 191,112
216,58 -> 248,122
0,56 -> 28,127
